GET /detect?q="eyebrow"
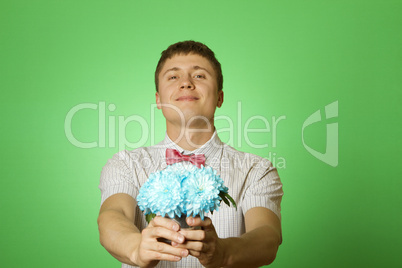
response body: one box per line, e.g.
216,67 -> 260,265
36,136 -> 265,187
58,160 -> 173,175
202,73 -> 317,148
163,65 -> 212,76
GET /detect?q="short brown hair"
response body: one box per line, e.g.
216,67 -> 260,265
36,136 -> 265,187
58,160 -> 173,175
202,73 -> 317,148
155,40 -> 223,91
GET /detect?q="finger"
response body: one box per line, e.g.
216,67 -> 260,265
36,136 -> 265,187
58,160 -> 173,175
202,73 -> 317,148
186,217 -> 214,230
172,240 -> 208,252
179,229 -> 206,241
149,216 -> 180,232
142,226 -> 185,244
188,249 -> 202,257
145,249 -> 185,262
148,242 -> 189,259
170,243 -> 204,258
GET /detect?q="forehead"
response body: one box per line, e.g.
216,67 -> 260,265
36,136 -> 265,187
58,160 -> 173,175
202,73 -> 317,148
160,53 -> 215,75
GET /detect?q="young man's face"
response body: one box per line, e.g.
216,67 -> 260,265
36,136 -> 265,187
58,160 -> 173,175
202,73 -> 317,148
156,53 -> 223,128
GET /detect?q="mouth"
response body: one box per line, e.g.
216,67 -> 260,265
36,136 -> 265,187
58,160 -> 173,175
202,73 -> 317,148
176,96 -> 199,101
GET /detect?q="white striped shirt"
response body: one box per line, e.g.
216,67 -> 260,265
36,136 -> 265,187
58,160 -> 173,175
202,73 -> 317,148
99,131 -> 283,268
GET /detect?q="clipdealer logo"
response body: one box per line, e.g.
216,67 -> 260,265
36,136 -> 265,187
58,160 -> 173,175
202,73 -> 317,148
64,101 -> 339,168
64,101 -> 288,168
63,102 -> 286,147
302,101 -> 339,167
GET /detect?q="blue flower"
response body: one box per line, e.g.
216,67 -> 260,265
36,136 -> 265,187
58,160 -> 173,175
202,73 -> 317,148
137,166 -> 186,218
137,162 -> 235,222
182,166 -> 228,220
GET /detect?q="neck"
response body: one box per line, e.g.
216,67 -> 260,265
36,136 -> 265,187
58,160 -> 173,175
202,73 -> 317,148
166,123 -> 215,151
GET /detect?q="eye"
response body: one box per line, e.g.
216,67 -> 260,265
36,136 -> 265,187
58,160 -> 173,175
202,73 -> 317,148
168,75 -> 178,80
195,74 -> 206,79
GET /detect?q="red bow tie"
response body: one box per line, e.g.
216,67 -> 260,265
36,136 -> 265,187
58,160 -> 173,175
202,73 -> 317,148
165,148 -> 205,168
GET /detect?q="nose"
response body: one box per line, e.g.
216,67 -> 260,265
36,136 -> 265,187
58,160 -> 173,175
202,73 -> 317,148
180,75 -> 194,90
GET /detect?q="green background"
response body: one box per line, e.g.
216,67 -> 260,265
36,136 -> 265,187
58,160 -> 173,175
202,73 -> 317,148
1,0 -> 401,267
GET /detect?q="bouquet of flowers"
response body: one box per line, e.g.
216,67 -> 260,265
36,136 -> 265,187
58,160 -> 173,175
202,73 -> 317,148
137,162 -> 236,223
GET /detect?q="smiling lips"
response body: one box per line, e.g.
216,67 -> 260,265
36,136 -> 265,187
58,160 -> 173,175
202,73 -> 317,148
176,96 -> 199,101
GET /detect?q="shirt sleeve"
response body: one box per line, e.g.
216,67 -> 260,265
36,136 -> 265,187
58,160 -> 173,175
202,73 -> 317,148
98,150 -> 139,206
241,158 -> 284,220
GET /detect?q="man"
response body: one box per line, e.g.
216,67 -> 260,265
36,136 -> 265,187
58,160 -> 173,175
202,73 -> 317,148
98,41 -> 283,268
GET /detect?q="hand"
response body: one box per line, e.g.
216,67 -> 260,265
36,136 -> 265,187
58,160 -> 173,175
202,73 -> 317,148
172,217 -> 226,268
132,216 -> 189,268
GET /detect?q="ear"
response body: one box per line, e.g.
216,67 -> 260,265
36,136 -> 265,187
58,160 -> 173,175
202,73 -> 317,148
155,92 -> 162,109
217,90 -> 224,108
